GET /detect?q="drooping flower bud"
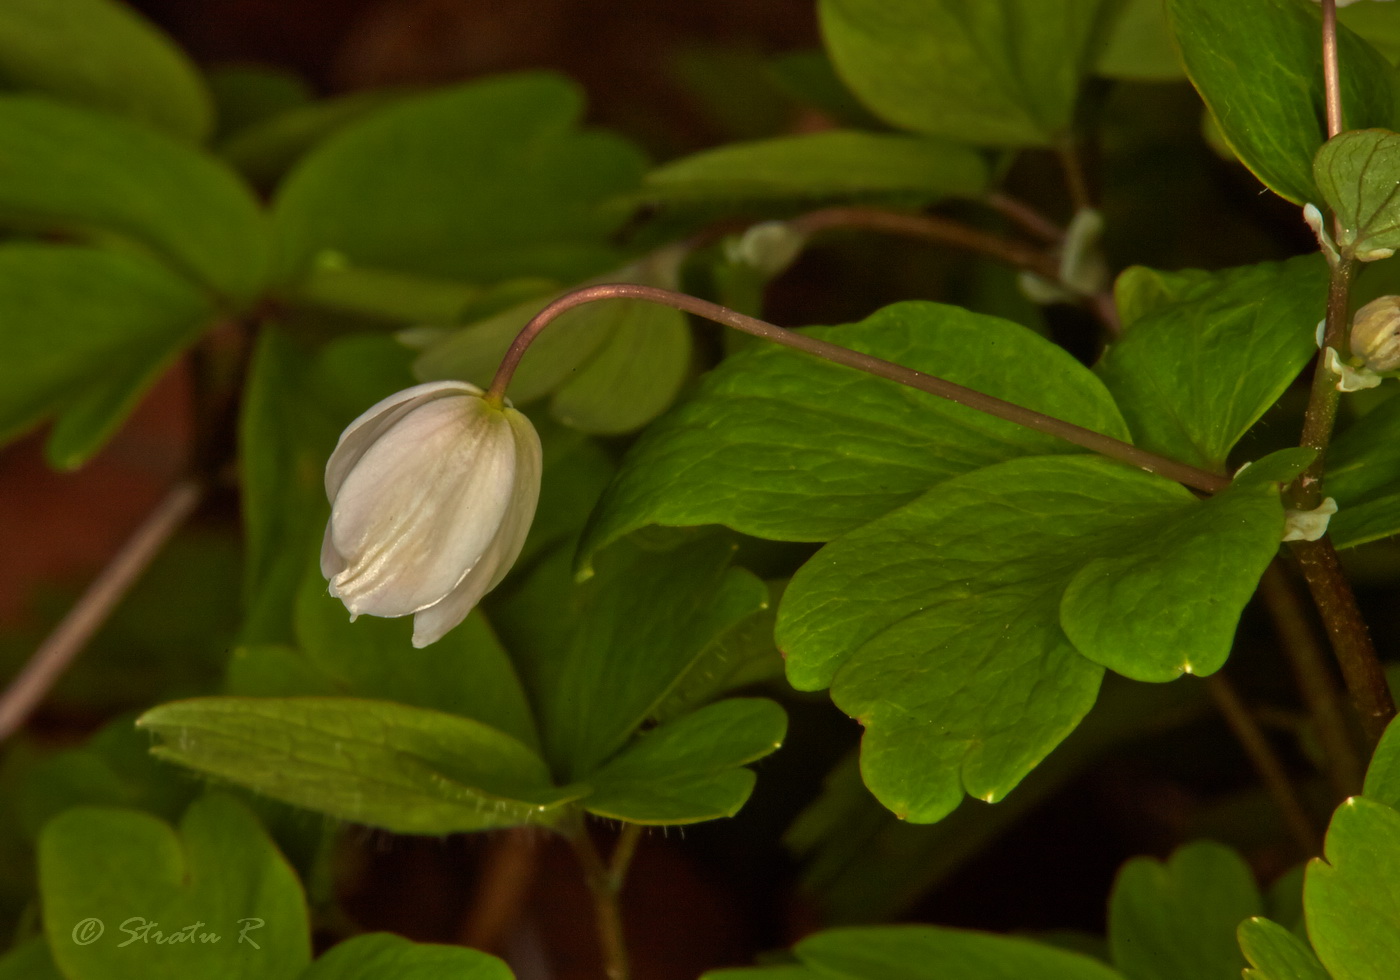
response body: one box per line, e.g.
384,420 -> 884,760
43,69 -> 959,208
320,381 -> 541,648
1350,295 -> 1400,374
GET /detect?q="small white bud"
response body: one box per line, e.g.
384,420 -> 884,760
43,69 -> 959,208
1303,204 -> 1341,268
1350,295 -> 1400,373
321,381 -> 541,648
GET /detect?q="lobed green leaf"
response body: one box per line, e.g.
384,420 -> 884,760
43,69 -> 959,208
818,0 -> 1113,146
1168,0 -> 1392,204
580,301 -> 1129,568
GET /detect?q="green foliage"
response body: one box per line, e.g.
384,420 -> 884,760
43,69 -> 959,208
0,0 -> 212,141
702,925 -> 1126,979
1167,0 -> 1393,204
1107,841 -> 1261,980
0,96 -> 268,302
1314,129 -> 1400,262
495,536 -> 770,779
0,246 -> 212,467
580,301 -> 1129,564
776,455 -> 1278,822
301,934 -> 512,980
1323,391 -> 1400,548
1099,256 -> 1328,471
272,74 -> 647,287
39,794 -> 311,980
639,131 -> 988,205
818,0 -> 1113,146
1305,796 -> 1400,980
582,698 -> 786,823
1239,917 -> 1329,980
137,698 -> 574,835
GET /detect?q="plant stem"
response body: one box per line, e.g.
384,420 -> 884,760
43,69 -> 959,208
566,817 -> 633,980
1322,0 -> 1343,140
0,479 -> 203,741
985,191 -> 1065,244
1259,560 -> 1366,795
486,284 -> 1229,493
1293,260 -> 1357,509
1056,141 -> 1093,213
787,206 -> 1061,281
1290,538 -> 1394,744
460,828 -> 539,952
1204,673 -> 1319,856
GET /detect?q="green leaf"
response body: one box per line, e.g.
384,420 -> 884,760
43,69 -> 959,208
546,298 -> 691,434
1323,392 -> 1400,548
0,245 -> 213,466
1305,796 -> 1400,980
583,698 -> 786,824
1095,0 -> 1184,81
15,715 -> 199,840
138,698 -> 579,834
1167,0 -> 1393,204
1059,473 -> 1284,682
272,73 -> 646,286
1096,256 -> 1328,471
788,676 -> 1206,925
794,925 -> 1127,980
39,793 -> 310,980
0,96 -> 268,302
1107,841 -> 1261,980
411,254 -> 692,436
494,537 -> 769,780
0,0 -> 212,141
519,418 -> 616,566
238,329 -> 415,643
292,565 -> 538,748
1340,2 -> 1400,63
776,456 -> 1268,823
1315,129 -> 1400,261
0,938 -> 62,980
1238,917 -> 1330,980
768,50 -> 886,130
218,90 -> 402,191
818,0 -> 1113,146
640,131 -> 987,205
580,301 -> 1129,568
702,967 -> 818,980
1362,716 -> 1400,810
650,582 -> 784,724
302,933 -> 513,980
205,65 -> 311,141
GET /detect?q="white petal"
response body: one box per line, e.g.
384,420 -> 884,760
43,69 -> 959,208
411,408 -> 541,647
324,380 -> 482,500
328,395 -> 517,617
319,520 -> 346,580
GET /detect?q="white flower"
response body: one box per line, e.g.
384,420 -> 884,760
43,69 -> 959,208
320,380 -> 541,647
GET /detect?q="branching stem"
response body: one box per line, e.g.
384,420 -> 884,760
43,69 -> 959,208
486,284 -> 1229,493
566,817 -> 638,980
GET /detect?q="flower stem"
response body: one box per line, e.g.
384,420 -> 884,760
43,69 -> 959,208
1259,560 -> 1366,795
485,284 -> 1229,493
565,816 -> 635,980
786,206 -> 1061,281
0,479 -> 203,741
1322,0 -> 1343,140
1204,672 -> 1319,856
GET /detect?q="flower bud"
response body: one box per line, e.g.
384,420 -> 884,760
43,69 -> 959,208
1350,295 -> 1400,373
320,381 -> 541,648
